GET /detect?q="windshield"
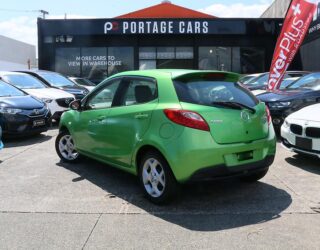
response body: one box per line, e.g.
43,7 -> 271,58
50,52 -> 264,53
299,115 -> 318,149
2,74 -> 46,89
73,78 -> 96,86
279,78 -> 299,89
0,80 -> 26,97
38,72 -> 76,87
286,73 -> 320,90
174,80 -> 258,108
245,73 -> 268,87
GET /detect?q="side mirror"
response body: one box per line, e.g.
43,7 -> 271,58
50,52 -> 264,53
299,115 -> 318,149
70,100 -> 81,111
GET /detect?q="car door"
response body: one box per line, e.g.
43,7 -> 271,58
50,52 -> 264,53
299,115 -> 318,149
73,78 -> 123,156
104,76 -> 158,168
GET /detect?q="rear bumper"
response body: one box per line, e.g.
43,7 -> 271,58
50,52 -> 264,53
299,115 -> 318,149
189,155 -> 274,181
158,125 -> 276,182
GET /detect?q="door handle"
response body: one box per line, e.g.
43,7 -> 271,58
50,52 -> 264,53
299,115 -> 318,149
97,116 -> 106,121
134,113 -> 149,119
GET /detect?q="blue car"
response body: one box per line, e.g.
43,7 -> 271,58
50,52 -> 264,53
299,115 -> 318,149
0,80 -> 51,137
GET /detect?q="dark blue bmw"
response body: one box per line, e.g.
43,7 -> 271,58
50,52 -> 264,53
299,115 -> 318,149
0,80 -> 51,137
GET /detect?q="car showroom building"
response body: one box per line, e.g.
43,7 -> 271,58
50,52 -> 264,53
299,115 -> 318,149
38,1 -> 297,83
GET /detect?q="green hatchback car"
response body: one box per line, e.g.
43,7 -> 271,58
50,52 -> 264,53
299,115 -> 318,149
56,70 -> 276,204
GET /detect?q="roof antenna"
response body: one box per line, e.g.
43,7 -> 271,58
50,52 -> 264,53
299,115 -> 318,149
162,0 -> 171,3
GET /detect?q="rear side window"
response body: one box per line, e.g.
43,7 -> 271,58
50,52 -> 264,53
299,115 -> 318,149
174,80 -> 258,108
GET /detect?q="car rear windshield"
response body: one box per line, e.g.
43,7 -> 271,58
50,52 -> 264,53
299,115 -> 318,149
38,72 -> 75,87
0,80 -> 25,97
2,74 -> 46,89
173,80 -> 258,108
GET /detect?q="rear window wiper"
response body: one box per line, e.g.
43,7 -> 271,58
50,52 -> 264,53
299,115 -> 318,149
211,101 -> 256,113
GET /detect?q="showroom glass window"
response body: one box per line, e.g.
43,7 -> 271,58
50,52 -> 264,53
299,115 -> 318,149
198,47 -> 264,74
81,47 -> 108,84
108,47 -> 134,76
55,48 -> 81,77
139,47 -> 194,70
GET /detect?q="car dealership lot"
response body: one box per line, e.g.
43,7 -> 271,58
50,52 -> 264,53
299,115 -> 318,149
0,128 -> 319,249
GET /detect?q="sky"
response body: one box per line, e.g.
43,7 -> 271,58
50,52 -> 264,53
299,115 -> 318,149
0,0 -> 273,47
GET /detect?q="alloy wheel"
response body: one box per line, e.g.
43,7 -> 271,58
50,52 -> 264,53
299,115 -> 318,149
58,135 -> 79,161
142,158 -> 166,198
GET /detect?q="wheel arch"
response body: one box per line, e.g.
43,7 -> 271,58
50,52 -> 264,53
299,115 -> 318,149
135,144 -> 171,174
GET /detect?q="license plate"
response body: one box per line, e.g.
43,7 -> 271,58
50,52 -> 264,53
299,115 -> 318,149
33,119 -> 45,127
296,137 -> 312,150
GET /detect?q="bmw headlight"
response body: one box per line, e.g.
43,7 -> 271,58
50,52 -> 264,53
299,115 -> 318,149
0,107 -> 22,114
283,119 -> 290,128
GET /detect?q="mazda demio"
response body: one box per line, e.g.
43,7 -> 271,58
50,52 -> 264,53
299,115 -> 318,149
56,70 -> 276,204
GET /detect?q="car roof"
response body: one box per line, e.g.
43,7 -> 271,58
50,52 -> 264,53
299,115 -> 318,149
0,71 -> 30,76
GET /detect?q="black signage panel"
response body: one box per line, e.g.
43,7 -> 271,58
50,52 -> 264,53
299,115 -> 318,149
38,18 -> 281,36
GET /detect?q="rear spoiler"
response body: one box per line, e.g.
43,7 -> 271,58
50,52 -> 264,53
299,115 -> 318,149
172,71 -> 240,83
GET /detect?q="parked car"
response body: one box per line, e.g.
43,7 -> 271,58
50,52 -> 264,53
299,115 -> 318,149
0,126 -> 3,150
55,70 -> 276,204
0,72 -> 75,121
251,77 -> 300,96
68,77 -> 96,91
244,71 -> 309,91
238,73 -> 262,85
257,72 -> 320,132
17,70 -> 89,100
0,79 -> 51,137
281,103 -> 320,158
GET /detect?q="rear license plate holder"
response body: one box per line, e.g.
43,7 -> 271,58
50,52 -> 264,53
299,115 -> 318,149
237,151 -> 253,161
296,137 -> 312,150
33,119 -> 45,127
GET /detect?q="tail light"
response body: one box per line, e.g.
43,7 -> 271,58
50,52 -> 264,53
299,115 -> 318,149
266,106 -> 271,125
164,109 -> 210,131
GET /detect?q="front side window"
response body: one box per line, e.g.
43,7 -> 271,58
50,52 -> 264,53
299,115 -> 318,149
38,72 -> 76,87
2,74 -> 46,89
86,79 -> 121,109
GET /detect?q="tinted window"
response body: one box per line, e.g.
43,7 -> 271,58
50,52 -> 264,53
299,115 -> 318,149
2,74 -> 46,89
174,80 -> 258,108
86,79 -> 121,109
286,73 -> 320,90
123,78 -> 157,106
0,80 -> 25,97
38,72 -> 76,87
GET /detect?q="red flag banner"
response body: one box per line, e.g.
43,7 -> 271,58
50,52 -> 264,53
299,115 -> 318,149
268,0 -> 317,90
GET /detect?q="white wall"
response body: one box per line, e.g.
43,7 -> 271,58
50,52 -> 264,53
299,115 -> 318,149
0,35 -> 36,70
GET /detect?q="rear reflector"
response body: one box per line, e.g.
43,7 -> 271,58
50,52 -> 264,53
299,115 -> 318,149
164,109 -> 210,131
266,106 -> 271,125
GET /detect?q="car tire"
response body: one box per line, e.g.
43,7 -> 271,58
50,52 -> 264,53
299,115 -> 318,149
240,167 -> 269,182
55,130 -> 80,163
139,151 -> 179,205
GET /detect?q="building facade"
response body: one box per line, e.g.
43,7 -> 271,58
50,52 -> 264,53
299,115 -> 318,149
38,2 -> 295,83
0,35 -> 36,70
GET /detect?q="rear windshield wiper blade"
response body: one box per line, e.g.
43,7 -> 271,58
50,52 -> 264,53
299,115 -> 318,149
211,101 -> 256,113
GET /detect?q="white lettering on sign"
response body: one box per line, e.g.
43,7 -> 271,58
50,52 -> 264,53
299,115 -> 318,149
105,21 -> 210,34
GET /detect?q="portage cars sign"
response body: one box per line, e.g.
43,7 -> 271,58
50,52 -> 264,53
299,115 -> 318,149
104,20 -> 209,34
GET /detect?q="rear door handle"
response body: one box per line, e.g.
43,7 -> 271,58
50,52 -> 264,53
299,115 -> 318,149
97,116 -> 106,121
134,113 -> 149,119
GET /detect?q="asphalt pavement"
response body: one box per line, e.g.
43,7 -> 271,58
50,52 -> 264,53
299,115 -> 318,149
0,128 -> 319,249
